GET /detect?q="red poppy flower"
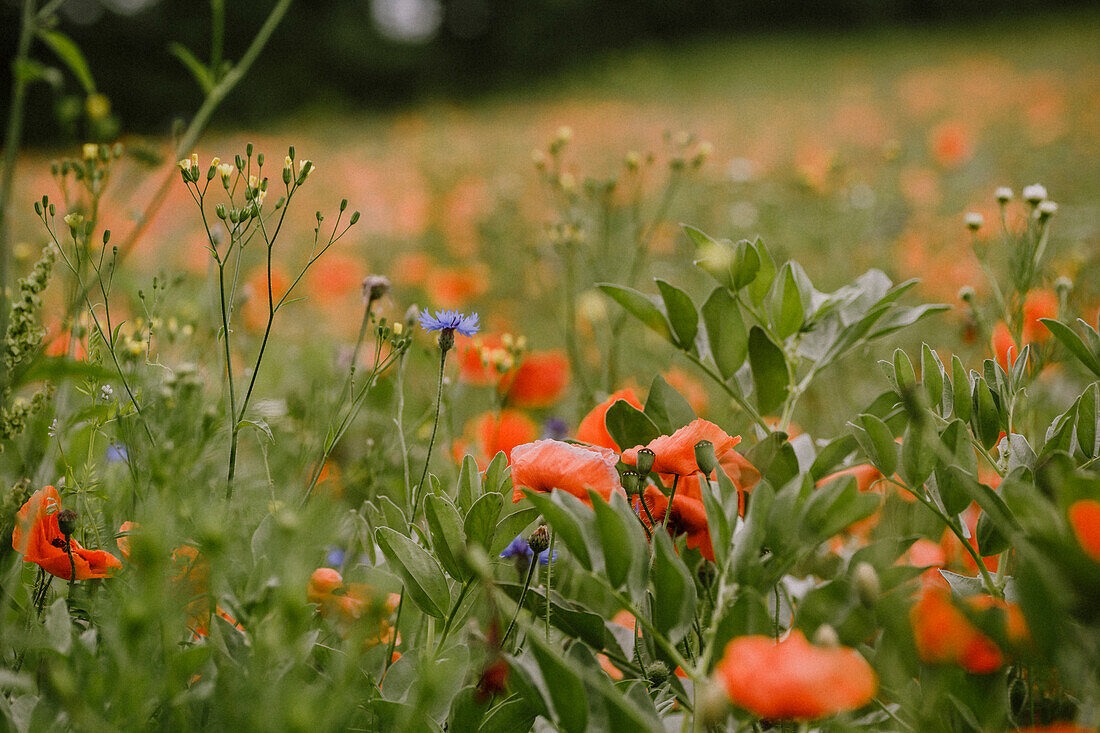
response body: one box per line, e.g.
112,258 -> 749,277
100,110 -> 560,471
622,419 -> 742,477
1016,725 -> 1098,733
499,350 -> 570,409
458,334 -> 506,386
715,630 -> 877,720
474,409 -> 539,463
510,439 -> 624,505
575,388 -> 643,451
1068,499 -> 1100,562
910,586 -> 1027,674
1022,289 -> 1058,343
11,486 -> 121,580
642,486 -> 714,561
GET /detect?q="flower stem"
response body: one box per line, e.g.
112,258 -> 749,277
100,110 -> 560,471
501,557 -> 538,652
411,345 -> 448,519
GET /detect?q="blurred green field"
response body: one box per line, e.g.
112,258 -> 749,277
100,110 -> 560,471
10,10 -> 1100,436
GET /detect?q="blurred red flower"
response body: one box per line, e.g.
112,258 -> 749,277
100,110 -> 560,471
575,388 -> 643,450
1068,499 -> 1100,562
642,486 -> 713,561
910,586 -> 1027,674
715,630 -> 877,720
499,350 -> 570,408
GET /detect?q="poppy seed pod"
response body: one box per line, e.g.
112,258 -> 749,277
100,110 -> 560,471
635,448 -> 656,475
621,471 -> 641,497
694,440 -> 718,474
57,509 -> 78,537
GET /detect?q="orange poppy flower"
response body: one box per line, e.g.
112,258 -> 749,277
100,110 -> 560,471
909,586 -> 1027,674
642,486 -> 714,561
392,251 -> 433,287
715,630 -> 877,720
499,351 -> 570,409
307,567 -> 399,642
992,321 -> 1019,370
307,252 -> 364,303
1022,289 -> 1058,343
1016,725 -> 1098,733
575,388 -> 643,450
425,264 -> 489,308
473,409 -> 539,463
510,439 -> 624,506
12,486 -> 121,580
622,419 -> 742,477
1068,499 -> 1100,562
458,334 -> 506,386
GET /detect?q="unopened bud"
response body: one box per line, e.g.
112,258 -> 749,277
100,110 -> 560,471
635,448 -> 656,475
57,509 -> 78,537
694,440 -> 718,474
528,525 -> 551,554
854,561 -> 880,607
645,661 -> 669,685
813,624 -> 840,648
958,285 -> 976,303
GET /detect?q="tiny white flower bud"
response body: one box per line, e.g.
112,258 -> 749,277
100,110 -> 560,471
994,186 -> 1013,203
1022,184 -> 1048,204
964,212 -> 984,231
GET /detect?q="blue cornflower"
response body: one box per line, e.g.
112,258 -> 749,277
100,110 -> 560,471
500,533 -> 557,565
106,444 -> 128,464
418,309 -> 481,337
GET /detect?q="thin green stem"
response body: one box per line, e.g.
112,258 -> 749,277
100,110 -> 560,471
438,581 -> 472,649
381,593 -> 403,680
682,350 -> 770,431
501,558 -> 538,651
663,475 -> 680,531
411,345 -> 448,519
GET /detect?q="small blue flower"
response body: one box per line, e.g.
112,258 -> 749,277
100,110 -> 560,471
325,546 -> 346,567
106,444 -> 128,464
543,417 -> 569,441
500,533 -> 557,565
418,309 -> 481,337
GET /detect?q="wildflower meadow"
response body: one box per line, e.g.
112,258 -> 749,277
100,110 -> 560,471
1,3 -> 1100,732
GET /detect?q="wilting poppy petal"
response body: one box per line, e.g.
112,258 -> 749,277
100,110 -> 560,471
715,630 -> 877,720
510,439 -> 623,505
576,388 -> 643,451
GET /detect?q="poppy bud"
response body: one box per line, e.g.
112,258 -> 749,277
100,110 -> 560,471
694,440 -> 718,474
635,448 -> 656,475
854,562 -> 880,608
57,509 -> 78,537
528,525 -> 551,555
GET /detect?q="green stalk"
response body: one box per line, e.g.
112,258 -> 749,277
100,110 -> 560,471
501,558 -> 538,651
411,344 -> 449,518
0,0 -> 38,351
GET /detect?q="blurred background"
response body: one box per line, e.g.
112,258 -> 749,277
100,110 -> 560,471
2,0 -> 1100,436
1,0 -> 1097,141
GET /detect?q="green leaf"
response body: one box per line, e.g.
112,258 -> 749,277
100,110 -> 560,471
168,42 -> 214,94
590,492 -> 644,592
892,348 -> 917,392
745,431 -> 799,488
498,584 -> 611,650
655,279 -> 698,350
686,225 -> 735,290
971,376 -> 1001,450
900,423 -> 935,489
701,287 -> 748,380
523,491 -> 593,570
849,413 -> 898,477
946,466 -> 1020,536
16,356 -> 113,386
605,399 -> 661,452
651,531 -> 696,645
773,262 -> 806,339
643,374 -> 695,434
866,304 -> 951,340
731,238 -> 762,290
976,510 -> 1010,556
597,284 -> 673,342
378,495 -> 408,533
457,455 -> 482,513
489,507 -> 539,557
951,354 -> 972,424
374,527 -> 450,618
425,494 -> 468,580
37,30 -> 95,93
478,695 -> 538,733
237,418 -> 274,444
463,492 -> 503,551
748,326 -> 789,415
526,639 -> 588,733
45,598 -> 72,655
802,475 -> 881,543
748,238 -> 776,305
483,451 -> 510,494
1075,383 -> 1098,459
1041,318 -> 1100,378
921,344 -> 945,412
